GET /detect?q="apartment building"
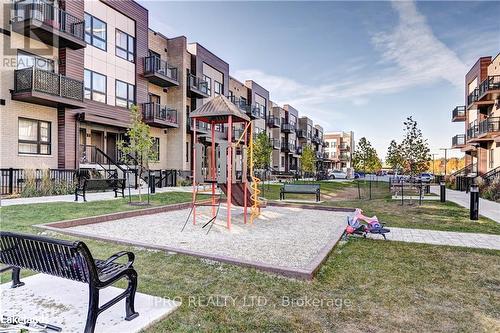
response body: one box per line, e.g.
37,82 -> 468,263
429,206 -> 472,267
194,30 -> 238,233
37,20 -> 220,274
324,131 -> 355,171
1,0 -> 149,170
0,0 -> 328,179
451,54 -> 500,176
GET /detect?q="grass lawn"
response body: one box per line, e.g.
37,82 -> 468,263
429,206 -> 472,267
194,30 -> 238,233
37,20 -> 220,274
261,181 -> 500,235
1,188 -> 499,332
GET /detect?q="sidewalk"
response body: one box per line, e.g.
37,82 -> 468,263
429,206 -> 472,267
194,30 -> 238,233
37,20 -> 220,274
0,185 -> 197,207
430,186 -> 500,224
370,227 -> 500,251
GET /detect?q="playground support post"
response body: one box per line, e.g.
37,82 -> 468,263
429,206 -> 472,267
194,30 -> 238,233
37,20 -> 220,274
192,118 -> 197,225
227,115 -> 233,230
211,120 -> 216,218
243,122 -> 248,224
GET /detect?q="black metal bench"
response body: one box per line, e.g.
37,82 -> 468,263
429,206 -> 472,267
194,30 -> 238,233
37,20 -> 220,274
75,178 -> 125,202
280,183 -> 321,202
0,231 -> 139,333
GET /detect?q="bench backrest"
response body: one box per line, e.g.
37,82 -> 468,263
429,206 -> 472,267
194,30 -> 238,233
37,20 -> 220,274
282,184 -> 320,192
0,231 -> 97,283
85,178 -> 124,190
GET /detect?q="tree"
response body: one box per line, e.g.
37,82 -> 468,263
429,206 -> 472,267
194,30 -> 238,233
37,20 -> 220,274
251,132 -> 273,170
300,144 -> 316,175
352,137 -> 381,173
385,140 -> 405,172
117,105 -> 157,202
400,116 -> 431,176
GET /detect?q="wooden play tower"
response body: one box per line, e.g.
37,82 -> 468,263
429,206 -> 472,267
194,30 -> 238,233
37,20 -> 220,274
186,95 -> 263,231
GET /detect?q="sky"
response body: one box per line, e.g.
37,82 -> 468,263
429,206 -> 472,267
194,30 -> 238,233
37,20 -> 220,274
140,0 -> 500,160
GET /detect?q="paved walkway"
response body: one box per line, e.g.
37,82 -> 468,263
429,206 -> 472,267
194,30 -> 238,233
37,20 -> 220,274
369,227 -> 500,250
430,186 -> 500,223
0,185 -> 198,207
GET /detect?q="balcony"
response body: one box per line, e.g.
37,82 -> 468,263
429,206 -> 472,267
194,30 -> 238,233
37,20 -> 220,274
187,118 -> 209,133
339,143 -> 349,151
316,151 -> 323,160
478,117 -> 500,137
281,142 -> 295,153
296,145 -> 303,154
451,106 -> 466,122
143,56 -> 179,87
271,138 -> 280,150
230,128 -> 246,142
478,75 -> 500,102
11,0 -> 85,49
247,106 -> 261,119
187,74 -> 210,98
312,135 -> 321,144
267,116 -> 280,128
451,134 -> 466,148
323,152 -> 329,159
296,129 -> 307,138
466,125 -> 478,140
11,67 -> 85,108
339,153 -> 349,161
467,88 -> 479,109
142,103 -> 178,128
281,122 -> 296,133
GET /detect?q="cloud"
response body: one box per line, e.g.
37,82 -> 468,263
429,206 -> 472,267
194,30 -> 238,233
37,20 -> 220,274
233,0 -> 469,124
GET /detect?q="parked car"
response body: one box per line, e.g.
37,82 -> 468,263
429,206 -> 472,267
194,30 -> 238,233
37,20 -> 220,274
354,172 -> 361,179
329,170 -> 348,179
416,173 -> 434,183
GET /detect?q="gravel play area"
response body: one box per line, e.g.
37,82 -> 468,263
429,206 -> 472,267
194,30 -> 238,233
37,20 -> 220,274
64,205 -> 347,274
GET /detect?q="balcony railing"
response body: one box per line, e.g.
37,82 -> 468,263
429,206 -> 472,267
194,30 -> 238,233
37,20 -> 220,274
312,135 -> 321,144
296,145 -> 303,154
281,142 -> 295,153
451,105 -> 466,122
267,116 -> 280,128
142,103 -> 178,128
451,134 -> 466,147
12,0 -> 85,49
228,96 -> 251,114
187,118 -> 209,132
271,138 -> 280,149
143,56 -> 178,86
296,129 -> 307,138
466,124 -> 478,139
339,143 -> 349,150
478,75 -> 500,97
13,67 -> 84,108
187,74 -> 209,98
281,122 -> 296,133
478,117 -> 500,135
467,88 -> 479,106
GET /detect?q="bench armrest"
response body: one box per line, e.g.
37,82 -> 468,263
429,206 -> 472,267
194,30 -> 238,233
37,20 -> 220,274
103,251 -> 135,269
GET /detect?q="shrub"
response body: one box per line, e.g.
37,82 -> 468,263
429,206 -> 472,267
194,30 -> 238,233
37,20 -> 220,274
481,177 -> 500,202
20,169 -> 75,198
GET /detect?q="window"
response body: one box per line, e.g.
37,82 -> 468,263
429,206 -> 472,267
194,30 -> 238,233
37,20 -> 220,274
116,30 -> 135,62
18,118 -> 51,155
214,80 -> 222,95
152,138 -> 160,161
115,80 -> 135,108
186,142 -> 189,162
17,51 -> 54,71
84,69 -> 106,103
85,13 -> 106,50
203,75 -> 212,96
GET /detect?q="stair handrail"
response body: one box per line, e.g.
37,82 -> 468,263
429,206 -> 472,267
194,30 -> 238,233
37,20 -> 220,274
482,165 -> 500,185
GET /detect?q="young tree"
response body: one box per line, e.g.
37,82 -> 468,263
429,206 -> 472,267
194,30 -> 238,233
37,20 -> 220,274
300,144 -> 316,175
117,105 -> 157,202
400,116 -> 431,176
251,132 -> 273,170
352,137 -> 381,174
385,140 -> 405,173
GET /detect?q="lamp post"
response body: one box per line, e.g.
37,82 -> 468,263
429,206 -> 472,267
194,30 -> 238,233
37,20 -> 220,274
439,148 -> 449,177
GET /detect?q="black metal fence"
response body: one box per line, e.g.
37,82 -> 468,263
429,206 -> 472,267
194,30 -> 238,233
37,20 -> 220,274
0,168 -> 76,195
148,169 -> 178,188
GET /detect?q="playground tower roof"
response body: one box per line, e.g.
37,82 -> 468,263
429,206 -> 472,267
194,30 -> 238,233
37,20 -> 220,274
189,95 -> 251,124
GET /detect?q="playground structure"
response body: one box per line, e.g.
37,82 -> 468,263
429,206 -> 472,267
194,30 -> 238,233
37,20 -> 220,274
184,96 -> 263,231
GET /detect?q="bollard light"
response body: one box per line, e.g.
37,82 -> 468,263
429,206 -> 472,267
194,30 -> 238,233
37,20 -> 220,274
440,181 -> 446,203
470,184 -> 479,221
